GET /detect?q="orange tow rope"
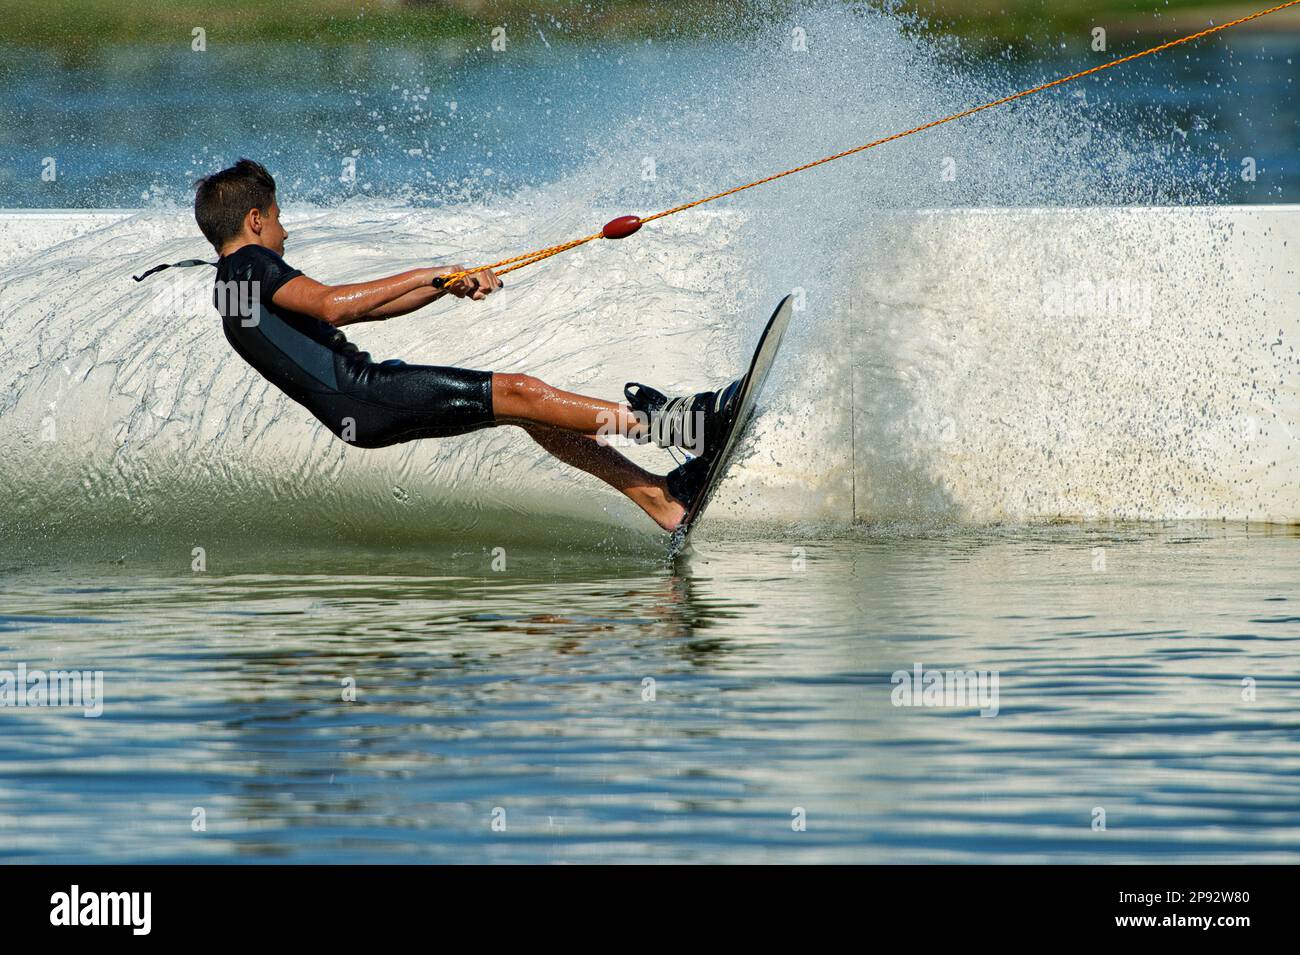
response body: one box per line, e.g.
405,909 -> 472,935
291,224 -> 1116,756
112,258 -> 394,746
434,0 -> 1300,288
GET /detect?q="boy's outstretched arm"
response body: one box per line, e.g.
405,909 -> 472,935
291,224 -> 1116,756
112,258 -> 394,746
365,265 -> 503,321
272,264 -> 501,327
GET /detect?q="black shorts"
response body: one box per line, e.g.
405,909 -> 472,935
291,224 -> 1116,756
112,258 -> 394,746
302,358 -> 495,449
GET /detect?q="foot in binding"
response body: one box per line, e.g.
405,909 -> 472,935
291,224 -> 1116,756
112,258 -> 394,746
657,455 -> 712,535
624,379 -> 741,457
667,454 -> 712,510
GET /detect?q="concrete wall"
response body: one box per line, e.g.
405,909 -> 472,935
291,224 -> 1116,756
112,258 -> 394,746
1,206 -> 1297,534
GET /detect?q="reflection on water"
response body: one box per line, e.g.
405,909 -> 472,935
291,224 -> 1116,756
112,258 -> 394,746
2,523 -> 1298,863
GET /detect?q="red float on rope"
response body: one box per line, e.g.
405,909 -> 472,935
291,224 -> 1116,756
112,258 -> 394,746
601,215 -> 642,240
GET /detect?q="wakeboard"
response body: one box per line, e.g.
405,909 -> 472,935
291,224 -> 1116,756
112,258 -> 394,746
669,294 -> 794,557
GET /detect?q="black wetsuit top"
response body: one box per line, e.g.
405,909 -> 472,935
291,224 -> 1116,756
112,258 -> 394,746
212,245 -> 494,448
215,244 -> 356,395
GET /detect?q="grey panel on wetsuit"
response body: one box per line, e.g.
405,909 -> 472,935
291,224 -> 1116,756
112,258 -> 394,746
251,304 -> 340,390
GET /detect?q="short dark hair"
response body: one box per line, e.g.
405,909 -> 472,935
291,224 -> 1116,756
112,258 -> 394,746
193,158 -> 277,251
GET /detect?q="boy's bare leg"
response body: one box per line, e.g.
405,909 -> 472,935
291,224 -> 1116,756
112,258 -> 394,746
518,424 -> 685,532
492,373 -> 651,439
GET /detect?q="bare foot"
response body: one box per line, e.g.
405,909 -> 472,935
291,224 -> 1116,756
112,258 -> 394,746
642,480 -> 687,533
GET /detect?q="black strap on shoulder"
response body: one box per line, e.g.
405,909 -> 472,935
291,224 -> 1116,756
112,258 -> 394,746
132,258 -> 218,282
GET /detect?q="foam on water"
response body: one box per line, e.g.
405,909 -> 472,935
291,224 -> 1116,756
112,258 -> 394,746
1,3 -> 1295,553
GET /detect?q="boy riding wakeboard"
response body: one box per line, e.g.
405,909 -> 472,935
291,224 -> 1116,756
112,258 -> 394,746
147,159 -> 739,533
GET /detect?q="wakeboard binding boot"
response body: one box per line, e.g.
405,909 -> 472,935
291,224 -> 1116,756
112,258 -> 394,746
623,379 -> 742,460
664,455 -> 712,513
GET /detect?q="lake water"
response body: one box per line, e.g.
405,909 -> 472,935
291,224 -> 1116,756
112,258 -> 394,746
1,20 -> 1297,207
3,524 -> 1298,863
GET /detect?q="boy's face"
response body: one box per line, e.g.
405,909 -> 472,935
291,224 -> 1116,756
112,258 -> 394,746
252,199 -> 288,255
